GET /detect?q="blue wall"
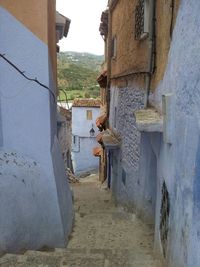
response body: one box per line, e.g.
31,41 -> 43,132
0,7 -> 73,252
71,106 -> 100,174
149,1 -> 200,266
108,1 -> 200,266
72,137 -> 99,174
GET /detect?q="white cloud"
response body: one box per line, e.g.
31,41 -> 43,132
56,0 -> 108,55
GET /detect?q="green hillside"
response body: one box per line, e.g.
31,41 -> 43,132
57,52 -> 104,101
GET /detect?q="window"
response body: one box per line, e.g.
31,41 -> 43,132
160,181 -> 170,258
73,135 -> 76,144
135,0 -> 150,40
111,36 -> 117,59
86,110 -> 93,120
72,135 -> 80,152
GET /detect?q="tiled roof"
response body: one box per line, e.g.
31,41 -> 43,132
72,98 -> 101,108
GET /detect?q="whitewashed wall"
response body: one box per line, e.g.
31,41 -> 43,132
71,106 -> 100,174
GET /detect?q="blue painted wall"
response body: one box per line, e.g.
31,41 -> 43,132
0,7 -> 73,252
148,1 -> 200,266
72,137 -> 100,174
108,1 -> 200,266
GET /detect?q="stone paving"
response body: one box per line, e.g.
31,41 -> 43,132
0,175 -> 161,267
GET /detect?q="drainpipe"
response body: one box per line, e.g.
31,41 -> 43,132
106,7 -> 112,129
144,0 -> 156,107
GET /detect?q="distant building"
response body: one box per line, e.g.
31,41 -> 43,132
0,0 -> 73,253
71,99 -> 100,174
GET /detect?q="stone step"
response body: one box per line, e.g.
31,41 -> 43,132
0,249 -> 161,267
0,177 -> 162,267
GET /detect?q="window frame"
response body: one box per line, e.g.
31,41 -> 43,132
135,0 -> 150,40
86,110 -> 93,120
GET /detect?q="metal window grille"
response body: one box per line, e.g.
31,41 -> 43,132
135,0 -> 149,40
160,181 -> 170,258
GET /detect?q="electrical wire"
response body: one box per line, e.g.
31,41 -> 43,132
0,53 -> 56,102
60,88 -> 70,109
170,0 -> 175,39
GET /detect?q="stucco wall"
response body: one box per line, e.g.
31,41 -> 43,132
109,76 -> 147,211
0,99 -> 2,147
0,7 -> 73,252
0,0 -> 57,83
148,1 -> 200,266
150,0 -> 180,91
0,0 -> 49,44
47,0 -> 57,83
106,0 -> 199,266
111,0 -> 148,76
72,137 -> 99,174
137,132 -> 159,224
110,0 -> 180,90
72,106 -> 100,137
71,106 -> 100,174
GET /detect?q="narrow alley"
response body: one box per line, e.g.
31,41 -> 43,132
1,1 -> 200,266
0,175 -> 160,267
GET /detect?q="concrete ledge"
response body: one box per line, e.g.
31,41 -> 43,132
134,108 -> 163,133
102,129 -> 121,150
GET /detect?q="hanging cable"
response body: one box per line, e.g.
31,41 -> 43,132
60,88 -> 70,109
170,0 -> 175,39
0,53 -> 56,102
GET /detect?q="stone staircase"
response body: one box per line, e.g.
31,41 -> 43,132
0,176 -> 161,267
0,248 -> 161,267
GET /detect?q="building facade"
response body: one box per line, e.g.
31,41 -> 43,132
99,0 -> 200,267
71,99 -> 100,175
0,0 -> 73,252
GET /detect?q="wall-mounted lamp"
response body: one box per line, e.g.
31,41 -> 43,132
89,124 -> 95,137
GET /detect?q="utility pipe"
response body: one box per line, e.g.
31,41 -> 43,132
144,0 -> 156,107
106,6 -> 113,129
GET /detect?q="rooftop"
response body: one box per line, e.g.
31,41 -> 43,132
72,98 -> 101,108
56,11 -> 71,42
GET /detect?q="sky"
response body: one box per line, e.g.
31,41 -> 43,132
56,0 -> 108,55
